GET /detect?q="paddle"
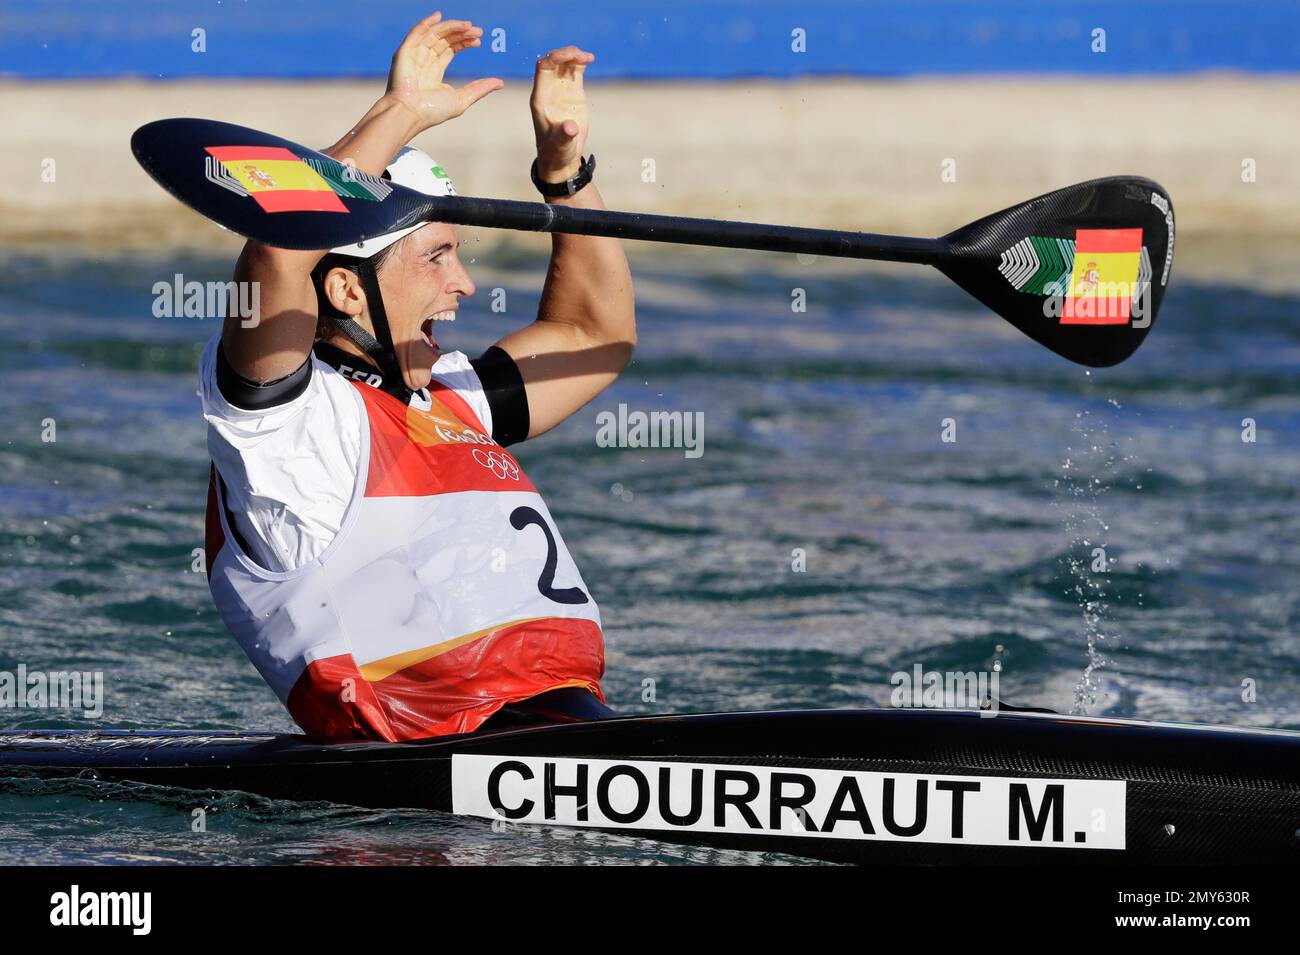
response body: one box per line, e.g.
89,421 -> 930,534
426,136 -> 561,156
132,117 -> 1174,367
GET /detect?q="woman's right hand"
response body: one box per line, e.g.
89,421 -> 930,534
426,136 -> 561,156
384,12 -> 503,131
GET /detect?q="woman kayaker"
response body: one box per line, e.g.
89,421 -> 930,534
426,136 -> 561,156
199,13 -> 634,740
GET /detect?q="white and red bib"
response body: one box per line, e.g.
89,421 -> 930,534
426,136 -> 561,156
204,360 -> 604,740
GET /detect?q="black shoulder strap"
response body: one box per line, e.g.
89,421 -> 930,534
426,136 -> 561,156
470,346 -> 531,446
215,340 -> 311,410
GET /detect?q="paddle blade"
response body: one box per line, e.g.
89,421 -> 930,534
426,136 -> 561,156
130,118 -> 434,249
938,177 -> 1174,367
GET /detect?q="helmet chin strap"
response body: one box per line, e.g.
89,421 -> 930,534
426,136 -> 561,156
331,257 -> 414,405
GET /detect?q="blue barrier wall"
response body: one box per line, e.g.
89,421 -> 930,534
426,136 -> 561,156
2,0 -> 1297,79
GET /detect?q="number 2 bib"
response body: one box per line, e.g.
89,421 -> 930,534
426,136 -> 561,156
205,363 -> 605,741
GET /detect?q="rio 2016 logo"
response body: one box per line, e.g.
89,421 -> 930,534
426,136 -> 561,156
432,419 -> 493,447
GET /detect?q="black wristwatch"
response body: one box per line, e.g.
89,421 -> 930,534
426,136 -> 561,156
530,154 -> 596,198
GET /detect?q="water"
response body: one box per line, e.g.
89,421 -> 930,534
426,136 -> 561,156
1,240 -> 1298,863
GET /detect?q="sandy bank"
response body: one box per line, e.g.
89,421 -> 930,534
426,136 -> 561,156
1,76 -> 1296,285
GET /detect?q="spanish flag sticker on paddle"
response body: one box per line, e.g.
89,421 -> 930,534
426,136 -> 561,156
1061,228 -> 1143,325
203,145 -> 348,214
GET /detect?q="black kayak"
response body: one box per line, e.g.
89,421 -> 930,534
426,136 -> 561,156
2,707 -> 1298,865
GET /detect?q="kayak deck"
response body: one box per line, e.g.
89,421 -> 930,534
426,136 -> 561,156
3,708 -> 1298,865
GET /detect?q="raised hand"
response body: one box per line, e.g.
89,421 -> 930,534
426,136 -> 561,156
385,12 -> 504,131
530,46 -> 595,182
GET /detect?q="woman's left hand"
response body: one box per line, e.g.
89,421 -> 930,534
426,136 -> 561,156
530,46 -> 595,183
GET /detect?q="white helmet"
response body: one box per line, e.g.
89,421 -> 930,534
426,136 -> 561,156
329,146 -> 456,258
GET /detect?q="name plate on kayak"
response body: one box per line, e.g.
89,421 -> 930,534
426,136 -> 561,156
452,755 -> 1126,850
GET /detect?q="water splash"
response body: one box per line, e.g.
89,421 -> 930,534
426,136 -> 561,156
1055,397 -> 1131,715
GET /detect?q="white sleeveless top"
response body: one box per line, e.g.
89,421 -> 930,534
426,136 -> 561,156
199,335 -> 605,740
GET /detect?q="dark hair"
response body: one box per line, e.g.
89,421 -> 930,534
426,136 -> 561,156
310,241 -> 401,342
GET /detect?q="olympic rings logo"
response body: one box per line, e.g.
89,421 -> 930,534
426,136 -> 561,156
472,447 -> 521,481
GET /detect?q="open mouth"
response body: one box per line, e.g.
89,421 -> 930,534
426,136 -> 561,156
420,310 -> 456,348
